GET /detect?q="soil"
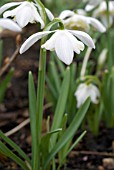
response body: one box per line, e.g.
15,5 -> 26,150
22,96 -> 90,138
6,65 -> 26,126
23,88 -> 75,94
0,27 -> 114,170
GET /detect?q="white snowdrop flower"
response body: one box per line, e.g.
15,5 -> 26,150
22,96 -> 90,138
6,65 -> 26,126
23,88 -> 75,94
59,10 -> 106,33
85,0 -> 103,11
0,18 -> 22,32
20,29 -> 95,65
0,1 -> 45,28
75,83 -> 100,108
93,1 -> 114,27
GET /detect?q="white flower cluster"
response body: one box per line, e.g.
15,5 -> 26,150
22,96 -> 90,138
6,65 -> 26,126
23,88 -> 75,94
85,0 -> 114,27
0,0 -> 105,107
0,0 -> 106,65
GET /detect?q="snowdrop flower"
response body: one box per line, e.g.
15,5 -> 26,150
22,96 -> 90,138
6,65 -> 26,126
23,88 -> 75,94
93,1 -> 114,27
85,0 -> 103,11
75,83 -> 100,108
20,29 -> 95,65
0,1 -> 53,28
0,18 -> 22,32
59,10 -> 106,32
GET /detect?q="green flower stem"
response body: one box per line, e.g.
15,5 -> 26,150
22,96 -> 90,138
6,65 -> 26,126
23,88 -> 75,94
29,0 -> 47,169
107,31 -> 112,71
36,46 -> 46,140
105,0 -> 113,71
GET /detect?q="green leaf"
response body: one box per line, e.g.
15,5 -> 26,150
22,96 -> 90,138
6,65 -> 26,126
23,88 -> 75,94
49,61 -> 61,94
28,71 -> 37,169
0,130 -> 31,165
54,53 -> 65,77
0,68 -> 14,102
57,130 -> 87,170
43,98 -> 90,169
40,128 -> 62,164
51,67 -> 70,145
0,142 -> 29,170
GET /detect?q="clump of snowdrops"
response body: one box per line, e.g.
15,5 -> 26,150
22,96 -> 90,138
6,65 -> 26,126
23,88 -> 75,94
0,0 -> 114,169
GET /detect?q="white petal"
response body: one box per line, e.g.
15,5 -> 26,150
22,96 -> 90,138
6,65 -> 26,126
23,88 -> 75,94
89,84 -> 100,103
0,18 -> 22,32
55,32 -> 74,65
0,2 -> 22,14
89,17 -> 106,32
75,84 -> 89,108
59,10 -> 74,20
32,7 -> 45,29
65,30 -> 84,54
45,8 -> 54,21
16,6 -> 32,28
41,31 -> 58,50
85,5 -> 95,11
20,31 -> 54,54
101,16 -> 113,28
69,30 -> 95,49
3,8 -> 17,18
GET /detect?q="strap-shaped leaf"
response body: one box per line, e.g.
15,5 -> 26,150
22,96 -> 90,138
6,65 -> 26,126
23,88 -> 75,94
51,67 -> 70,145
0,141 -> 29,170
0,130 -> 31,165
43,98 -> 90,169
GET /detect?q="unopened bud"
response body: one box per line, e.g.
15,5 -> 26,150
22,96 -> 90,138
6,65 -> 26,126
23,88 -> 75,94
98,48 -> 108,67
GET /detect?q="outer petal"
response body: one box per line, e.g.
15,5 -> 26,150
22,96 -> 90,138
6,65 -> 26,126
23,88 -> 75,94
55,32 -> 74,65
101,16 -> 113,28
0,18 -> 22,32
69,30 -> 95,49
85,0 -> 102,11
59,10 -> 74,20
65,30 -> 84,54
0,2 -> 22,14
89,84 -> 100,103
20,31 -> 54,54
75,84 -> 89,108
45,8 -> 54,21
31,6 -> 45,29
85,5 -> 95,11
16,6 -> 32,28
3,8 -> 18,18
89,17 -> 106,32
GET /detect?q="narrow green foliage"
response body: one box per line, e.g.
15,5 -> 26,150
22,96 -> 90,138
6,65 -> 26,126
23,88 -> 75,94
28,71 -> 38,169
57,130 -> 87,170
0,131 -> 31,165
51,67 -> 70,145
0,68 -> 14,103
43,98 -> 90,169
0,142 -> 29,170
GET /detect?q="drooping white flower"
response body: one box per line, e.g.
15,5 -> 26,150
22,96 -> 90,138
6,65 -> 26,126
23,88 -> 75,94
59,10 -> 106,32
85,0 -> 103,11
0,1 -> 53,28
0,18 -> 22,32
75,83 -> 100,108
93,1 -> 114,27
20,29 -> 95,65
